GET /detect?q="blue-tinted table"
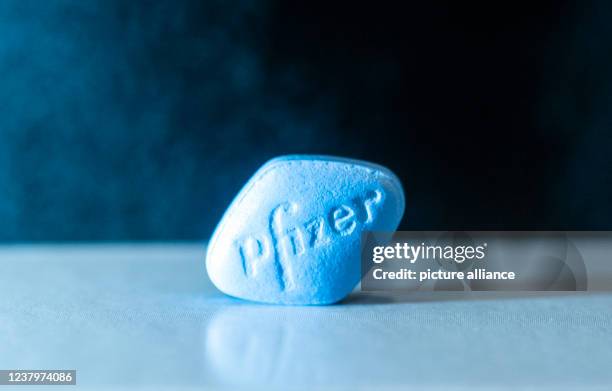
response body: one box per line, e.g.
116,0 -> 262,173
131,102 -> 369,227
1,244 -> 610,390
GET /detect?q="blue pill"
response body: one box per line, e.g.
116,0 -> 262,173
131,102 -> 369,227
206,155 -> 405,305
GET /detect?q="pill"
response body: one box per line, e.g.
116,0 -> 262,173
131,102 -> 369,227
206,155 -> 405,305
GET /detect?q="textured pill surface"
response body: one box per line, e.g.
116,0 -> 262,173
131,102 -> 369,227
206,155 -> 405,305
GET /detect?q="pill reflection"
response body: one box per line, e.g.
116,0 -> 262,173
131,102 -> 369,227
203,305 -> 402,387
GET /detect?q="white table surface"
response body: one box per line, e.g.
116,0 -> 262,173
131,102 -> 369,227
1,244 -> 611,390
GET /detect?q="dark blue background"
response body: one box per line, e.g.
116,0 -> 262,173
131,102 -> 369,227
1,0 -> 611,241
